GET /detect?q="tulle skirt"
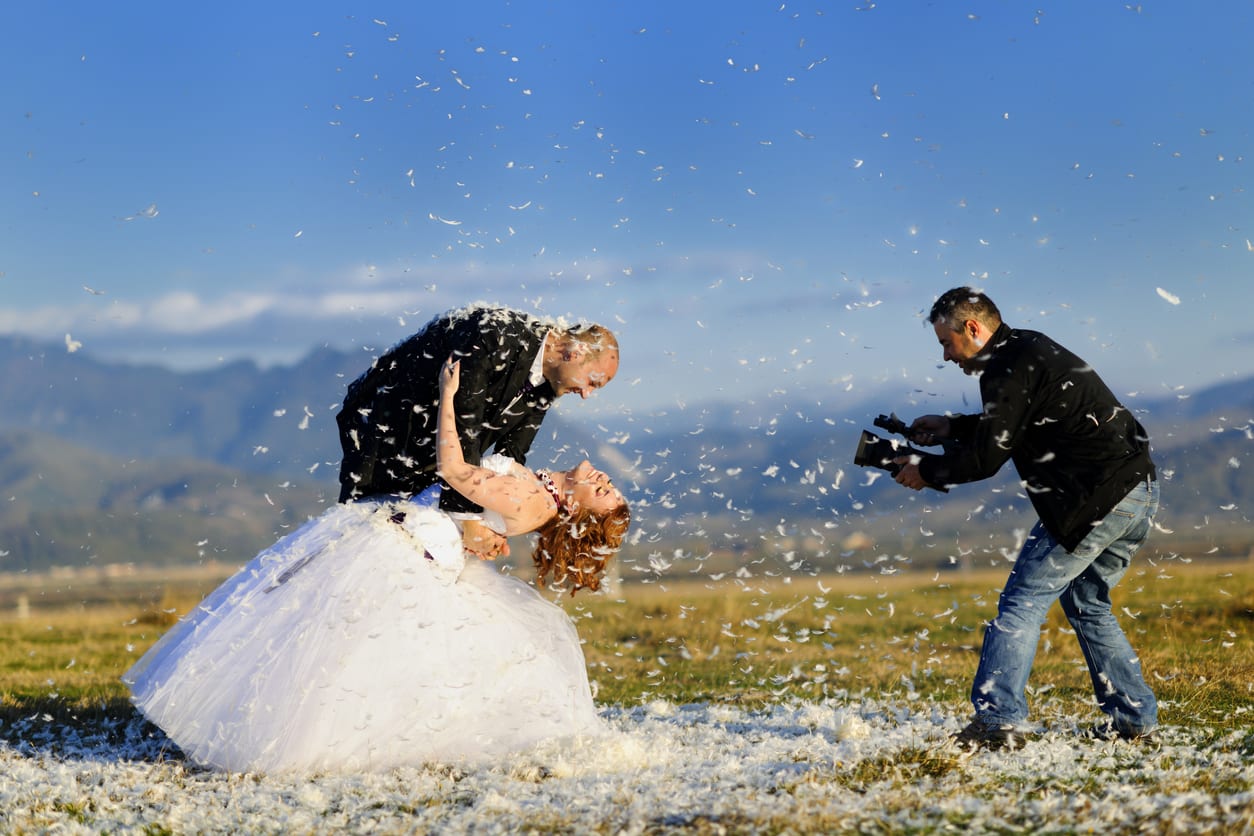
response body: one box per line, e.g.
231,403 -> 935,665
123,500 -> 602,773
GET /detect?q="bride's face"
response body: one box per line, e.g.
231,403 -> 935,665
566,460 -> 624,515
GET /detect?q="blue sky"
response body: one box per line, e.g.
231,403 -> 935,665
4,1 -> 1252,417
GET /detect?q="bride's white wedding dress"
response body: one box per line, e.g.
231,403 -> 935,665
123,468 -> 602,774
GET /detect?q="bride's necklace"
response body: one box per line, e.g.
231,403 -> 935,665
535,469 -> 565,512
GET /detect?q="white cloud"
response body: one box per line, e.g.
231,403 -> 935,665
4,250 -> 1235,412
149,291 -> 282,333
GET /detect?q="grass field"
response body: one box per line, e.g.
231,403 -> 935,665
579,558 -> 1254,730
5,556 -> 1249,729
1,555 -> 1251,833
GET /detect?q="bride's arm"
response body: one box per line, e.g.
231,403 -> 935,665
435,357 -> 477,487
437,358 -> 553,534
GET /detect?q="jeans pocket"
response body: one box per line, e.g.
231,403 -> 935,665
1071,482 -> 1153,560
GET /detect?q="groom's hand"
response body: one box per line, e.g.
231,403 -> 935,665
462,519 -> 509,560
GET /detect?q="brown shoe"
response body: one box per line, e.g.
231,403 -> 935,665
952,720 -> 1033,752
1087,721 -> 1157,743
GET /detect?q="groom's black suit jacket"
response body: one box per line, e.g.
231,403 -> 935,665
335,306 -> 555,512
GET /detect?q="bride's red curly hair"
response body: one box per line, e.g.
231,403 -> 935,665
531,502 -> 631,596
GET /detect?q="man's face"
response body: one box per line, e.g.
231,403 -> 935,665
551,350 -> 619,399
933,319 -> 985,375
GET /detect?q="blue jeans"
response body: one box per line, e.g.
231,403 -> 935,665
971,480 -> 1160,733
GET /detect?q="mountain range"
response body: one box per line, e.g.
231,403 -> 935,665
1,335 -> 1250,576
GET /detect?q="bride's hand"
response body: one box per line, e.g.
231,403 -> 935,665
439,356 -> 460,398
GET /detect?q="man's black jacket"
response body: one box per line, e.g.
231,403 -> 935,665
917,323 -> 1156,552
335,306 -> 554,511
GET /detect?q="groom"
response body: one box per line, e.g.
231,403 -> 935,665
336,303 -> 619,558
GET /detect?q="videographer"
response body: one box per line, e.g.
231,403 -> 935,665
893,287 -> 1159,751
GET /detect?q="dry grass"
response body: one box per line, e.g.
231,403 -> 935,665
1,558 -> 1251,834
1,557 -> 1251,737
566,559 -> 1254,732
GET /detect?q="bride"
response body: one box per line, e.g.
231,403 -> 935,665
123,357 -> 631,773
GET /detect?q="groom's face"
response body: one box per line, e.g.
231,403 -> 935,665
550,349 -> 619,399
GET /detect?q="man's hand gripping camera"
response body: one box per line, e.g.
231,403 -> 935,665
852,413 -> 949,493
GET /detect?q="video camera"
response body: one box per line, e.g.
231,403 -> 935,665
853,413 -> 948,492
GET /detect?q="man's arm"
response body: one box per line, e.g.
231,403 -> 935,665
483,313 -> 549,466
492,408 -> 546,465
914,368 -> 1029,488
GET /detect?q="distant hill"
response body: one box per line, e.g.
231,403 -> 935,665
0,335 -> 1250,573
585,393 -> 1254,557
0,428 -> 331,574
0,336 -> 358,478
